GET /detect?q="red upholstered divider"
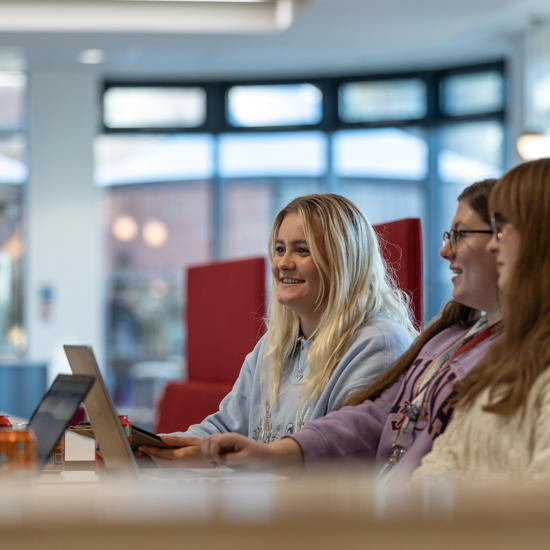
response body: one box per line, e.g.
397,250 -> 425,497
155,381 -> 235,434
373,218 -> 423,328
186,257 -> 266,382
155,257 -> 266,432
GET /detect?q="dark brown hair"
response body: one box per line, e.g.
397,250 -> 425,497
341,178 -> 497,406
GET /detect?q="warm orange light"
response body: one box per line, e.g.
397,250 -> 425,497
112,215 -> 138,242
516,132 -> 550,160
142,219 -> 168,248
2,233 -> 24,261
7,324 -> 27,355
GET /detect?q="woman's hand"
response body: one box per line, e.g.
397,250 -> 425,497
138,435 -> 205,467
200,433 -> 304,469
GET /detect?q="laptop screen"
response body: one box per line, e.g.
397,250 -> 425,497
64,345 -> 138,474
28,374 -> 94,468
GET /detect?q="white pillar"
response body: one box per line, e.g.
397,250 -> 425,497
26,69 -> 104,382
506,34 -> 525,168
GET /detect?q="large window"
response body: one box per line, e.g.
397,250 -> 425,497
227,84 -> 322,127
99,63 -> 506,417
103,86 -> 206,129
219,132 -> 326,178
0,72 -> 26,356
103,180 -> 211,413
95,134 -> 214,186
332,128 -> 427,181
439,70 -> 504,116
339,78 -> 426,122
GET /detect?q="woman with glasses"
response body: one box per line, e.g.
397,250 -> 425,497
413,158 -> 550,482
200,179 -> 503,479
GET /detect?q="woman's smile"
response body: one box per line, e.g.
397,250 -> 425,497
271,212 -> 324,338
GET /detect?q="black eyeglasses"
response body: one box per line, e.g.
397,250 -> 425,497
442,228 -> 493,251
490,212 -> 509,242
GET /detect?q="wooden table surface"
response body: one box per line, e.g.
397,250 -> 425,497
1,465 -> 550,550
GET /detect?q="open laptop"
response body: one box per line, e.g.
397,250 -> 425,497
28,373 -> 95,469
64,345 -> 140,475
63,345 -> 279,483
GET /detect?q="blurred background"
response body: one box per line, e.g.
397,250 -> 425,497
0,0 -> 549,426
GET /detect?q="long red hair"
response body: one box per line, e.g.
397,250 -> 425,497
456,158 -> 550,415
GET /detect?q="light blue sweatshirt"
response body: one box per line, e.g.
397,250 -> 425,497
177,316 -> 412,442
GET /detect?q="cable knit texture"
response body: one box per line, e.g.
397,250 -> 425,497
412,367 -> 550,482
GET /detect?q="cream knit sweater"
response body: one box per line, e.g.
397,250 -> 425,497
412,368 -> 550,482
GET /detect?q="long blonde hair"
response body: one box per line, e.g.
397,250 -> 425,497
265,193 -> 416,406
456,159 -> 550,415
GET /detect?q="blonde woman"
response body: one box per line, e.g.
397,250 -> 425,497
140,194 -> 415,464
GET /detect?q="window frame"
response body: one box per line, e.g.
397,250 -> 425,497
103,60 -> 505,135
101,60 -> 507,321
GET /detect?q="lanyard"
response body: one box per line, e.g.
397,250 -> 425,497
378,317 -> 502,477
412,318 -> 500,400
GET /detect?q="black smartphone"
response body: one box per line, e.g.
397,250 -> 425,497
130,425 -> 178,450
70,422 -> 178,451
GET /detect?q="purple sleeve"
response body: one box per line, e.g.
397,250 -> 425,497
287,376 -> 403,462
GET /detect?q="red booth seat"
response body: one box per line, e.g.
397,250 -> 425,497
155,381 -> 235,434
374,217 -> 423,328
155,257 -> 266,432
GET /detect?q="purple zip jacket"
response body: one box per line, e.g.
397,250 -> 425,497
288,321 -> 501,478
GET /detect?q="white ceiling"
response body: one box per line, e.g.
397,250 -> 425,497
0,0 -> 550,79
